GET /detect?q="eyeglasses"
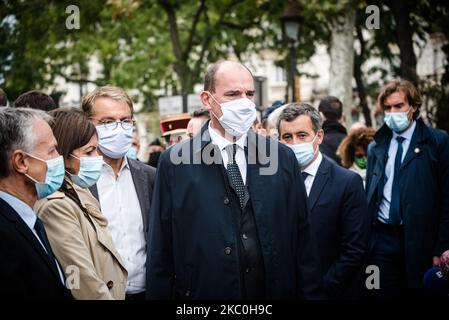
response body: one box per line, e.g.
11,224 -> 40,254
92,118 -> 135,130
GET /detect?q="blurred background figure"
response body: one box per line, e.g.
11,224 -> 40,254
349,122 -> 367,134
13,90 -> 57,112
35,108 -> 127,300
318,96 -> 347,165
261,100 -> 284,139
160,113 -> 191,147
186,109 -> 210,138
337,127 -> 376,186
126,130 -> 141,160
146,138 -> 165,168
0,88 -> 8,107
423,249 -> 449,299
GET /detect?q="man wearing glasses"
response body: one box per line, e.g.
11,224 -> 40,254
82,85 -> 156,300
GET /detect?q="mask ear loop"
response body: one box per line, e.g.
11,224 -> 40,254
206,92 -> 222,121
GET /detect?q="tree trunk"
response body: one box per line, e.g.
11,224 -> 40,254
387,1 -> 419,86
328,8 -> 356,127
354,24 -> 372,127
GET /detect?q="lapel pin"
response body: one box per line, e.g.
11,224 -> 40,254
414,147 -> 420,154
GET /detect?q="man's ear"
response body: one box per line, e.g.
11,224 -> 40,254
10,150 -> 29,174
200,91 -> 212,110
317,129 -> 325,145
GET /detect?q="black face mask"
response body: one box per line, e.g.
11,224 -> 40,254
148,151 -> 162,168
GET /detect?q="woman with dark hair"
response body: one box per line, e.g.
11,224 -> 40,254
34,108 -> 127,299
337,127 -> 376,186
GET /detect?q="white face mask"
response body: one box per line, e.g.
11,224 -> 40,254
96,123 -> 133,159
287,134 -> 318,168
208,93 -> 257,137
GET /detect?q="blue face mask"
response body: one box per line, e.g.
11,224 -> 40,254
126,147 -> 138,160
68,154 -> 104,188
384,107 -> 412,133
287,134 -> 318,168
25,154 -> 65,199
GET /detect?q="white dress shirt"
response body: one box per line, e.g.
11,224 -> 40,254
378,120 -> 416,224
209,122 -> 247,184
301,152 -> 323,196
97,157 -> 146,294
0,191 -> 65,284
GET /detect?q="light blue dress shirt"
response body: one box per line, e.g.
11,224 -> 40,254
378,120 -> 416,224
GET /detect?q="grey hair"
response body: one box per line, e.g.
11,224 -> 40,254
277,103 -> 323,134
0,107 -> 53,178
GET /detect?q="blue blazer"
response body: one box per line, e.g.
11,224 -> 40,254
146,123 -> 323,299
366,119 -> 449,288
307,155 -> 369,299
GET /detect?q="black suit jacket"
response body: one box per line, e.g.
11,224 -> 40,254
89,157 -> 156,241
146,122 -> 323,299
307,155 -> 369,299
0,198 -> 72,300
366,119 -> 449,288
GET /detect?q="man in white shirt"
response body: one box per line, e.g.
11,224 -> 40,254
277,103 -> 369,299
82,86 -> 156,300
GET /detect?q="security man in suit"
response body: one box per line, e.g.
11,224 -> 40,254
278,103 -> 369,299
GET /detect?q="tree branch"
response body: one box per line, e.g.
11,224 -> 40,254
183,0 -> 206,60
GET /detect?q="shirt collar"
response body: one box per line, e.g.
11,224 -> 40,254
302,151 -> 323,177
102,156 -> 129,174
393,119 -> 416,141
208,122 -> 247,152
0,191 -> 37,230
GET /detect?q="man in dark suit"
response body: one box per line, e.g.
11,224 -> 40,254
0,108 -> 72,299
277,103 -> 369,299
82,86 -> 156,300
318,96 -> 347,165
146,60 -> 322,300
365,80 -> 449,299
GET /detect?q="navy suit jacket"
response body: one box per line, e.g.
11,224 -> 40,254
146,123 -> 323,299
366,119 -> 449,288
0,198 -> 73,300
307,155 -> 369,299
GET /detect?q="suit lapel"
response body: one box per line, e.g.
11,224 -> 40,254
401,120 -> 427,170
367,141 -> 389,204
88,184 -> 99,201
0,199 -> 62,282
128,158 -> 150,238
308,157 -> 330,211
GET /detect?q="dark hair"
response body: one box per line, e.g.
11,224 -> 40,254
337,127 -> 375,168
203,60 -> 253,93
277,102 -> 323,134
191,108 -> 210,119
377,80 -> 422,120
0,88 -> 8,106
318,96 -> 343,121
13,90 -> 57,112
48,108 -> 97,160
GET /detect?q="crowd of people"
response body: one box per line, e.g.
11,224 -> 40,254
0,60 -> 448,300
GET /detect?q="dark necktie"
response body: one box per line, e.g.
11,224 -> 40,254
226,144 -> 245,209
302,171 -> 309,182
389,136 -> 405,225
34,217 -> 60,273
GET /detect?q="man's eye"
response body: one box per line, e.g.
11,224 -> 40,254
101,119 -> 115,125
247,92 -> 255,97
